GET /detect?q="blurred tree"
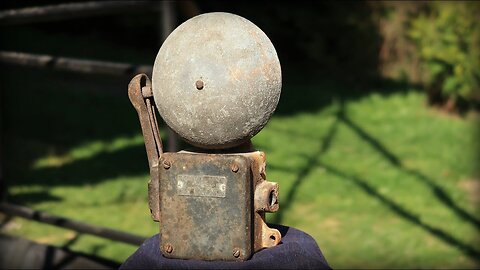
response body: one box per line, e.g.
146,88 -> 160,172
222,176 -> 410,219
374,1 -> 424,83
408,2 -> 480,111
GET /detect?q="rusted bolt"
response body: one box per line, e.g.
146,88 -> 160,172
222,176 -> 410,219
165,243 -> 173,253
231,162 -> 239,173
163,160 -> 171,169
233,248 -> 241,258
195,80 -> 204,90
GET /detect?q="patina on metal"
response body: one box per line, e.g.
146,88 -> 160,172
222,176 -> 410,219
128,74 -> 162,222
152,12 -> 282,149
158,150 -> 281,261
129,12 -> 282,261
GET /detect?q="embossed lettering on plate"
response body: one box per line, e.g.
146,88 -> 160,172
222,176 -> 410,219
176,175 -> 227,198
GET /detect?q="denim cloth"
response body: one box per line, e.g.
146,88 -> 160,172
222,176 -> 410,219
120,224 -> 331,269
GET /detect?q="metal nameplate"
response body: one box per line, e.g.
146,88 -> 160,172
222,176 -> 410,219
176,175 -> 227,198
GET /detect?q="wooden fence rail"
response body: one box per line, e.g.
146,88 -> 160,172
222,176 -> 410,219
0,203 -> 146,246
0,51 -> 152,76
0,1 -> 158,25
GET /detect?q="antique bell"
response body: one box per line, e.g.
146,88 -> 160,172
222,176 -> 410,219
128,12 -> 282,261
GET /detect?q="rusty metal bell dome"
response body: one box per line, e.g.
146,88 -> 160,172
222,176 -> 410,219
152,12 -> 282,149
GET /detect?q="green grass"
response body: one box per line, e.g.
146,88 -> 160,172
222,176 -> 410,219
2,27 -> 479,268
257,90 -> 479,268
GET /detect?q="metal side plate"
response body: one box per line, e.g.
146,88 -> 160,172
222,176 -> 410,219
159,152 -> 253,261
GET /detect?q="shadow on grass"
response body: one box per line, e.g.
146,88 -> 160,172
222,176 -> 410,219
272,112 -> 340,224
275,75 -> 417,117
15,144 -> 148,187
338,106 -> 480,230
273,101 -> 480,261
319,162 -> 480,262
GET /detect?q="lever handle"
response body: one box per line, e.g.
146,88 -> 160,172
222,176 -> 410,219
128,74 -> 163,221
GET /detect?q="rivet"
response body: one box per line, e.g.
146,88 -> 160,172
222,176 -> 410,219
165,243 -> 173,253
196,80 -> 204,90
231,162 -> 239,173
163,160 -> 171,169
233,248 -> 240,258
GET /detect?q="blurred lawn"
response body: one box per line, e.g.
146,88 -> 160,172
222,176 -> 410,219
2,27 -> 480,268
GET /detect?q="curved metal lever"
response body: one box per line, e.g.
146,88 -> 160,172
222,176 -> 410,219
128,74 -> 163,221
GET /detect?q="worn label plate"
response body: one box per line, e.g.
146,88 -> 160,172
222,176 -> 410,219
176,174 -> 227,198
159,152 -> 252,261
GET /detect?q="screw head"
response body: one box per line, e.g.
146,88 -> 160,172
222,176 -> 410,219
231,162 -> 239,173
163,160 -> 171,169
165,244 -> 173,253
196,80 -> 204,90
233,248 -> 241,258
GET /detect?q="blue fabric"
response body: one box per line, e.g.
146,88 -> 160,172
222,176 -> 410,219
120,224 -> 331,269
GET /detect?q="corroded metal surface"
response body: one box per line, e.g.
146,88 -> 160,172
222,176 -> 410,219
159,152 -> 253,261
155,150 -> 280,261
243,151 -> 281,252
152,12 -> 282,149
128,74 -> 162,221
